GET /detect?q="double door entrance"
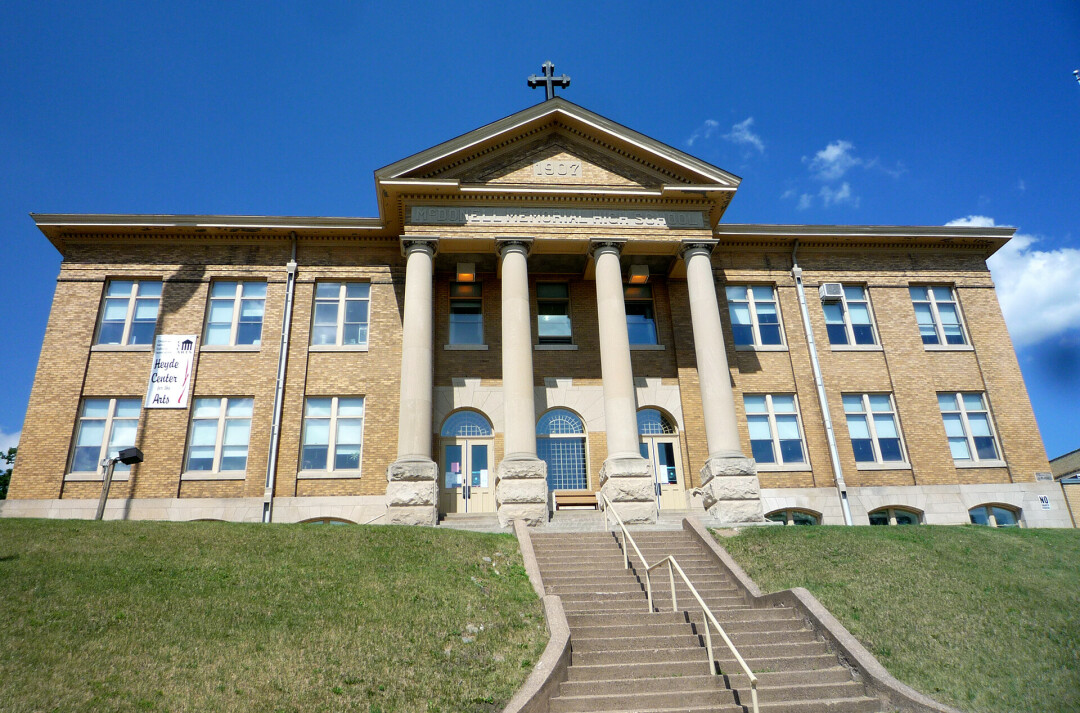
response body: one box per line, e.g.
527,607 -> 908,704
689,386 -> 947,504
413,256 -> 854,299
640,435 -> 686,511
439,438 -> 495,514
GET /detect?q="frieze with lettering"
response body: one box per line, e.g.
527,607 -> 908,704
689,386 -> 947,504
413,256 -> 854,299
410,206 -> 706,229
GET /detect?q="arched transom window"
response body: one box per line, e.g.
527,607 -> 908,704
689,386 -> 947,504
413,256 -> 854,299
537,409 -> 587,491
969,504 -> 1021,528
441,410 -> 493,438
868,506 -> 922,526
637,408 -> 677,436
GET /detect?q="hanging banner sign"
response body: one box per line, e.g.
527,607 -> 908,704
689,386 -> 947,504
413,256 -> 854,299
145,335 -> 198,409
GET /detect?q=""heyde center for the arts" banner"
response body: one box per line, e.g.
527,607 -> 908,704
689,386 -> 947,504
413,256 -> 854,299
145,335 -> 198,408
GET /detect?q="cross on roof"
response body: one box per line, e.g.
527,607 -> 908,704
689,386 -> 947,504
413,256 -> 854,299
528,61 -> 570,101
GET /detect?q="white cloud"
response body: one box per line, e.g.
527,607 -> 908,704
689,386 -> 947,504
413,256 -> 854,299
1016,178 -> 1026,192
686,119 -> 719,147
819,182 -> 858,207
805,140 -> 861,181
797,193 -> 812,210
0,428 -> 19,453
948,216 -> 1080,347
722,117 -> 764,153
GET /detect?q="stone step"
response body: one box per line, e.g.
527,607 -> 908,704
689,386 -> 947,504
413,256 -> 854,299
549,688 -> 738,713
749,681 -> 868,704
547,583 -> 649,595
566,659 -> 713,682
562,600 -> 653,614
573,645 -> 708,666
725,667 -> 855,688
756,697 -> 881,713
571,622 -> 698,639
565,607 -> 797,628
572,633 -> 701,652
711,639 -> 830,660
721,653 -> 840,674
557,673 -> 726,697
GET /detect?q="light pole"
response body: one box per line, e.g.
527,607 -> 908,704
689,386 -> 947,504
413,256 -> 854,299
95,447 -> 144,520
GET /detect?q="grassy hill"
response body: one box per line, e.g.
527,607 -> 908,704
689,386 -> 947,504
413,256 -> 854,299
719,525 -> 1080,713
0,519 -> 546,713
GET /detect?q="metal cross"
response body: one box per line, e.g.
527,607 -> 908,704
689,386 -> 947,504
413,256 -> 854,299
528,61 -> 570,100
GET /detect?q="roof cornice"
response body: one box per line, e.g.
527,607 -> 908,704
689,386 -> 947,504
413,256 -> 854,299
714,223 -> 1016,240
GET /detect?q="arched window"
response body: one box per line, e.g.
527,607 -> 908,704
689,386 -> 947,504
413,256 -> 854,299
765,508 -> 820,526
441,410 -> 493,438
537,409 -> 587,491
868,506 -> 922,526
299,517 -> 354,525
637,408 -> 677,435
969,504 -> 1021,528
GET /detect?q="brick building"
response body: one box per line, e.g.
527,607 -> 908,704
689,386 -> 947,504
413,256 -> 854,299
4,98 -> 1069,527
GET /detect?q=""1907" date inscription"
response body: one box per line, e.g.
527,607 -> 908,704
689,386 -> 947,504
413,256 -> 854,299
533,160 -> 582,177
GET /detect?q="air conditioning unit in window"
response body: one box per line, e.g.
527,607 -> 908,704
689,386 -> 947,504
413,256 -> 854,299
819,283 -> 844,301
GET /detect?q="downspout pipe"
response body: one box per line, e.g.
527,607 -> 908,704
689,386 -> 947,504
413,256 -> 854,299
791,240 -> 854,526
263,233 -> 298,523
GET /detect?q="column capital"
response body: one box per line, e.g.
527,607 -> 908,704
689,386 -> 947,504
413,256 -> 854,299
588,238 -> 627,258
496,237 -> 534,257
679,239 -> 719,259
399,236 -> 439,257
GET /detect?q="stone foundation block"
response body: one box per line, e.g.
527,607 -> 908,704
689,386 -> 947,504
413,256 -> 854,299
386,480 -> 437,507
602,499 -> 657,525
386,505 -> 438,527
496,459 -> 548,527
496,478 -> 548,505
496,502 -> 548,528
699,456 -> 765,524
387,459 -> 439,482
599,456 -> 656,525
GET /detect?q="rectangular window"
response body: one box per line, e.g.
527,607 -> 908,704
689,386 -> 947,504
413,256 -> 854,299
97,280 -> 162,346
537,283 -> 572,344
910,286 -> 967,346
938,392 -> 1001,462
624,284 -> 658,345
726,285 -> 784,347
301,397 -> 365,473
823,285 -> 877,346
205,281 -> 266,346
744,394 -> 807,466
311,282 -> 370,347
185,397 -> 253,473
70,398 -> 141,473
449,282 -> 483,345
843,393 -> 907,465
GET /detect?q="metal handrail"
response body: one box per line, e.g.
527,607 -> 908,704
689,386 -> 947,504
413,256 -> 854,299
599,493 -> 758,713
647,555 -> 759,713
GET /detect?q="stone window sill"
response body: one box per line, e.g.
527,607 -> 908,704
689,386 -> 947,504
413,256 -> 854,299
955,460 -> 1007,469
201,345 -> 261,352
309,345 -> 369,352
65,472 -> 131,482
924,344 -> 974,352
755,463 -> 812,472
297,471 -> 363,479
630,344 -> 666,351
181,472 -> 246,481
735,344 -> 788,352
535,344 -> 578,351
91,344 -> 153,352
830,344 -> 883,352
444,344 -> 489,351
855,461 -> 912,471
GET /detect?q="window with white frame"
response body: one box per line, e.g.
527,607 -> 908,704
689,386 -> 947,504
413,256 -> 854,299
537,283 -> 572,344
96,280 -> 162,346
537,409 -> 588,491
843,394 -> 907,465
868,506 -> 921,525
938,393 -> 1002,463
205,281 -> 266,346
185,397 -> 253,473
726,285 -> 784,347
70,398 -> 141,473
910,286 -> 967,346
968,504 -> 1021,527
301,397 -> 365,473
624,284 -> 658,345
822,285 -> 877,346
311,283 -> 370,347
744,394 -> 808,466
765,509 -> 820,525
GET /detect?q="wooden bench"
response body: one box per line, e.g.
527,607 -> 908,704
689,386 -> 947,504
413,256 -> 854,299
554,491 -> 598,510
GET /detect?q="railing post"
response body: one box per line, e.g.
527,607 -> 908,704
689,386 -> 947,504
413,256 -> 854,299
622,532 -> 628,570
668,560 -> 677,612
646,573 -> 653,611
703,612 -> 715,675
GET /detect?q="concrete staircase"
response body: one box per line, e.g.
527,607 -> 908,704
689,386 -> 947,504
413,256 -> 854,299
531,528 -> 882,713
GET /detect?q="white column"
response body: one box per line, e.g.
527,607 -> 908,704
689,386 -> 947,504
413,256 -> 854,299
494,239 -> 548,527
396,239 -> 437,460
682,243 -> 744,458
386,237 -> 439,526
498,240 -> 538,460
593,242 -> 641,459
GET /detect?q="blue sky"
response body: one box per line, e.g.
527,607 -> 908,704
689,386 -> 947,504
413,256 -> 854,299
1,1 -> 1078,458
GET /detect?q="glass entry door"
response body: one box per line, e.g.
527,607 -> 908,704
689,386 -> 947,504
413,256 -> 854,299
440,439 -> 494,514
639,438 -> 685,510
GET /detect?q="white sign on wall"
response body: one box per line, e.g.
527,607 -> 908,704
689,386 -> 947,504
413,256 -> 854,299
145,335 -> 198,409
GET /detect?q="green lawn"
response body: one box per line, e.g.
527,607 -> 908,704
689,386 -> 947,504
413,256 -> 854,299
719,525 -> 1080,713
0,519 -> 546,713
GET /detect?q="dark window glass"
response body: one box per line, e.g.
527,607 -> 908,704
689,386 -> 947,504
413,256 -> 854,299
878,438 -> 903,462
851,439 -> 876,462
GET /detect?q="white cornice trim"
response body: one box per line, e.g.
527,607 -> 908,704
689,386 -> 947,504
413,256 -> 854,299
31,213 -> 384,231
714,223 -> 1015,239
457,186 -> 665,197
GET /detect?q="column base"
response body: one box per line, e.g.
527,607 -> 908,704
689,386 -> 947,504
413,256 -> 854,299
386,459 -> 438,526
599,456 -> 657,525
496,458 -> 549,527
699,456 -> 766,525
